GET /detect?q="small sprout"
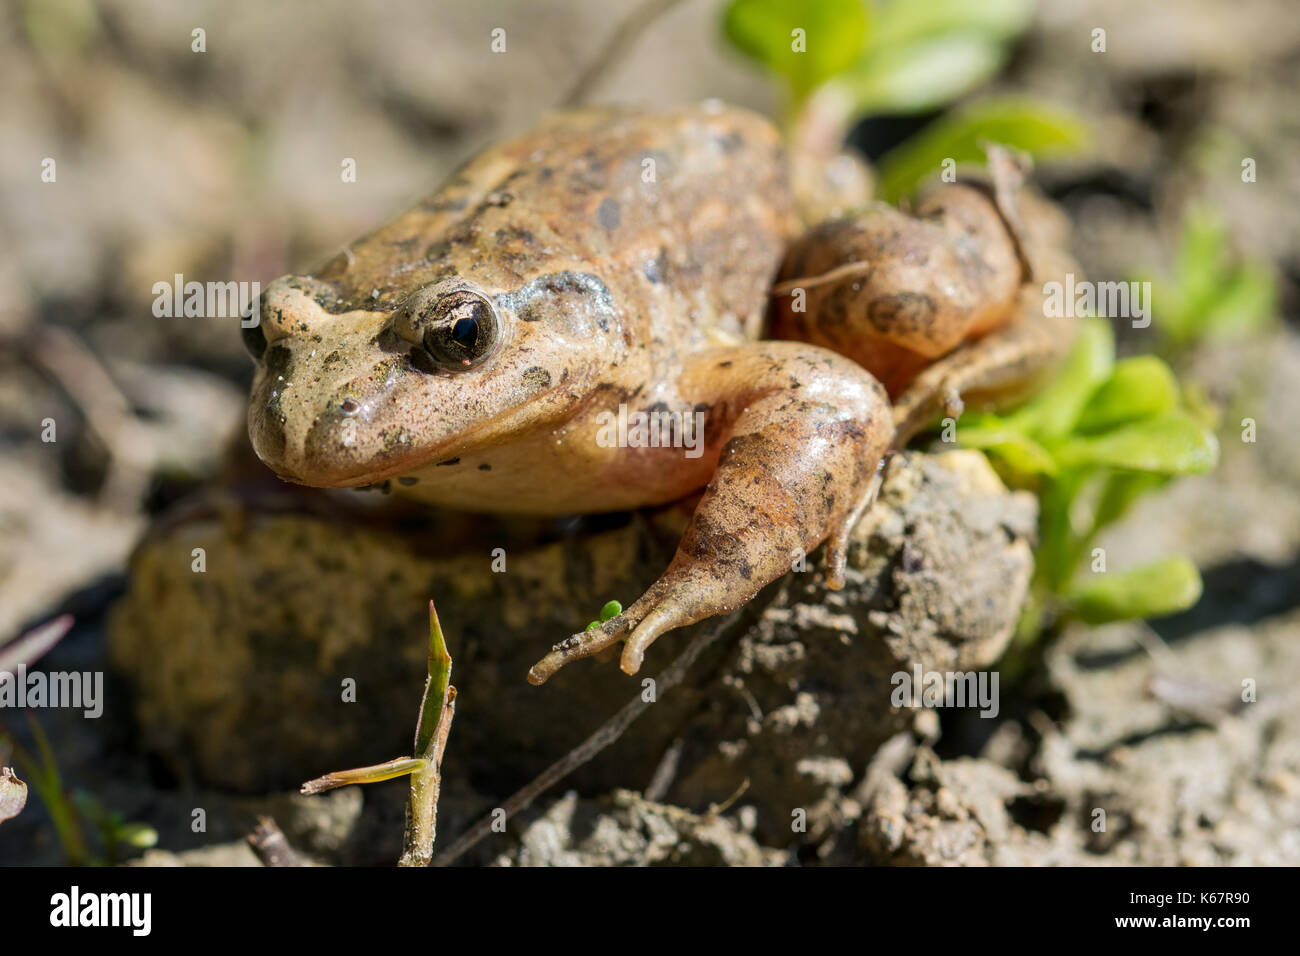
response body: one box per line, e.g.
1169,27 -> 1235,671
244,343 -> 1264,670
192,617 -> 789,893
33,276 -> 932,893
587,599 -> 623,631
301,599 -> 456,867
1133,205 -> 1278,352
948,316 -> 1219,663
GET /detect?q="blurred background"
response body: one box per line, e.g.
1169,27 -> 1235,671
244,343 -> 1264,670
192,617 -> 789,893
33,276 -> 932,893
2,0 -> 1298,865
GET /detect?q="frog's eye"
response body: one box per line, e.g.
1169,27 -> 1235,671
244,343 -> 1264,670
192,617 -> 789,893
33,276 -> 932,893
419,291 -> 502,371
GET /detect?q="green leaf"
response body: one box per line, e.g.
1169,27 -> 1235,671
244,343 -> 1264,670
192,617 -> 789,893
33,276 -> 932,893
1088,470 -> 1168,538
868,0 -> 1034,47
957,423 -> 1058,477
876,97 -> 1090,202
1054,412 -> 1219,474
1033,470 -> 1087,594
1146,205 -> 1278,347
1194,262 -> 1277,341
841,0 -> 1035,116
1075,356 -> 1179,434
116,822 -> 159,849
841,33 -> 1006,116
1006,316 -> 1114,440
1066,556 -> 1203,624
413,600 -> 453,759
600,600 -> 623,622
722,0 -> 868,100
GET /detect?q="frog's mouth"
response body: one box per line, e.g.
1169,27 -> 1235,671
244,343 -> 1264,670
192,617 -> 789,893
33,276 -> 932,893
247,355 -> 571,491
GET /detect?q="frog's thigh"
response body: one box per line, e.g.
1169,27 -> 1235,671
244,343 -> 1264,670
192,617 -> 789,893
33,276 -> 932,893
892,290 -> 1074,446
527,343 -> 892,684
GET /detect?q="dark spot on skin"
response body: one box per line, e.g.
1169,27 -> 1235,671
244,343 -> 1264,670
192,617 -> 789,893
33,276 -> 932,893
323,350 -> 343,366
522,366 -> 552,389
869,292 -> 936,336
716,131 -> 745,154
494,224 -> 536,246
717,360 -> 732,368
478,464 -> 491,471
398,476 -> 419,486
643,248 -> 668,285
265,345 -> 293,378
597,197 -> 620,230
436,457 -> 460,467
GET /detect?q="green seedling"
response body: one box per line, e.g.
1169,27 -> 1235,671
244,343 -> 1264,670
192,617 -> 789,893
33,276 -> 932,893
722,0 -> 1088,197
586,599 -> 623,631
1133,205 -> 1278,353
950,317 -> 1218,670
302,599 -> 456,867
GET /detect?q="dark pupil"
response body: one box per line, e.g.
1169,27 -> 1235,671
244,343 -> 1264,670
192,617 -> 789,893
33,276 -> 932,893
451,315 -> 478,348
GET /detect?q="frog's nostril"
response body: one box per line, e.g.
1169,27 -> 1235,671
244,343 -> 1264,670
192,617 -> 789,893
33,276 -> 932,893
241,322 -> 268,362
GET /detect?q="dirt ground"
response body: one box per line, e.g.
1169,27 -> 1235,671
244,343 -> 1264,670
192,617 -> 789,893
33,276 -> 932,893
2,0 -> 1297,866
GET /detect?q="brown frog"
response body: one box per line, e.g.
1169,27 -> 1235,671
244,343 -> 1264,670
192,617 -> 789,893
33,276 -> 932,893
243,103 -> 1074,685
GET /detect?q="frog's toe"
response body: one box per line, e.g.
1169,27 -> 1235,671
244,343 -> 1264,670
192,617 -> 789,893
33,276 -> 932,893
619,603 -> 688,675
526,614 -> 636,686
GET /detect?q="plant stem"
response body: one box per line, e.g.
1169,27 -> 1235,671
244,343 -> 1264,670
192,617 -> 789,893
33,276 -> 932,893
398,600 -> 457,867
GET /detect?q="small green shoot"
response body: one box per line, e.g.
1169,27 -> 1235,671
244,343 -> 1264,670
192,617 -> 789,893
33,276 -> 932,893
723,0 -> 868,106
835,0 -> 1036,117
722,0 -> 1034,118
2,716 -> 88,864
720,0 -> 1088,199
1132,205 -> 1278,352
586,599 -> 623,631
301,599 -> 456,867
952,317 -> 1219,663
72,791 -> 159,866
874,97 -> 1090,202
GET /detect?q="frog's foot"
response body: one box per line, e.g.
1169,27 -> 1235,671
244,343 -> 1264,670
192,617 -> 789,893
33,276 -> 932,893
528,342 -> 892,685
526,567 -> 718,685
891,287 -> 1073,447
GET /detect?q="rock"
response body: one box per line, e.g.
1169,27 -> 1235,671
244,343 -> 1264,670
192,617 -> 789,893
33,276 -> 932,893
107,449 -> 1037,844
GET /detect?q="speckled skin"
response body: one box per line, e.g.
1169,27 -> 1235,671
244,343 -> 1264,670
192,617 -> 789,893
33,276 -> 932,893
244,104 -> 1070,683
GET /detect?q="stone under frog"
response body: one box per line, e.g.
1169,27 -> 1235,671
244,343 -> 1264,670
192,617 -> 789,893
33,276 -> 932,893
243,103 -> 1075,685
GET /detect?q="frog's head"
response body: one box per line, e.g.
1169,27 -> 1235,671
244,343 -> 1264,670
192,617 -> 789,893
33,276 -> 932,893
244,270 -> 626,488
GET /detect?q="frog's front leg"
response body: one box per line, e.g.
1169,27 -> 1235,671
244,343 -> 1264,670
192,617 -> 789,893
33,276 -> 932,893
527,342 -> 891,685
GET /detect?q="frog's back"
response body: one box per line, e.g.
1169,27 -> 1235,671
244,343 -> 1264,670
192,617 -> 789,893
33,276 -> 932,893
310,104 -> 797,350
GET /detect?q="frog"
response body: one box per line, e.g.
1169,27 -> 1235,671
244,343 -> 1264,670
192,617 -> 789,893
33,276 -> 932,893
242,102 -> 1075,686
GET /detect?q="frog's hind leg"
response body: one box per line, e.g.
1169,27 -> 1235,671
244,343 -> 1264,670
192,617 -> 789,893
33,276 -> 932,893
891,255 -> 1076,447
527,342 -> 892,685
